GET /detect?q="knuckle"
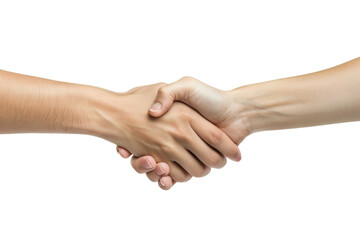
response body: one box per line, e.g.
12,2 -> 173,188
172,129 -> 191,144
206,154 -> 226,168
179,76 -> 195,83
193,166 -> 211,178
216,157 -> 227,169
158,86 -> 169,96
157,82 -> 167,86
182,174 -> 192,182
207,156 -> 221,168
209,130 -> 223,145
146,172 -> 159,182
166,125 -> 191,144
133,167 -> 143,174
159,142 -> 176,156
173,173 -> 192,182
131,159 -> 142,174
175,106 -> 193,120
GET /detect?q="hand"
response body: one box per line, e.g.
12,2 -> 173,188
148,76 -> 252,144
105,83 -> 240,187
118,77 -> 252,189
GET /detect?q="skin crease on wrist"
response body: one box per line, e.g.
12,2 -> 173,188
118,57 -> 360,190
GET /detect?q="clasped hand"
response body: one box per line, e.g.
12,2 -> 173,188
115,77 -> 251,190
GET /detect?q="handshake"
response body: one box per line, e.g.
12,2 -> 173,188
114,77 -> 248,190
1,57 -> 359,190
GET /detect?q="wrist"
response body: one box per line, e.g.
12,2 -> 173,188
226,86 -> 263,134
71,84 -> 128,144
227,79 -> 298,133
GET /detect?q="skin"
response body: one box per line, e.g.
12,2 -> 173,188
0,70 -> 241,189
118,57 -> 360,190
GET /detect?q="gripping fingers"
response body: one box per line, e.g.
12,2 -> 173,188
165,146 -> 211,179
158,176 -> 174,190
131,155 -> 156,174
184,129 -> 227,169
190,116 -> 241,162
145,162 -> 170,182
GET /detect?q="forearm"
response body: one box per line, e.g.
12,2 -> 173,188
0,70 -> 113,136
232,57 -> 360,132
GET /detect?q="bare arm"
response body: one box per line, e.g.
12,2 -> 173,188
0,70 -> 96,134
231,57 -> 360,132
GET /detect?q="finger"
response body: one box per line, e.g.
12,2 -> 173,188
155,162 -> 170,176
183,129 -> 227,169
116,146 -> 132,158
131,155 -> 168,174
130,155 -> 156,174
148,77 -> 195,117
190,115 -> 242,162
148,160 -> 192,183
166,147 -> 211,178
146,171 -> 160,182
145,162 -> 170,182
158,176 -> 173,190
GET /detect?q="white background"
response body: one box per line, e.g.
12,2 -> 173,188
0,0 -> 359,239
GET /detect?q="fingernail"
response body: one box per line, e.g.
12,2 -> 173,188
159,178 -> 166,187
143,160 -> 153,170
149,102 -> 162,112
155,165 -> 166,176
234,152 -> 242,162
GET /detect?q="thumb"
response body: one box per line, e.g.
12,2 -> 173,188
148,78 -> 193,117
